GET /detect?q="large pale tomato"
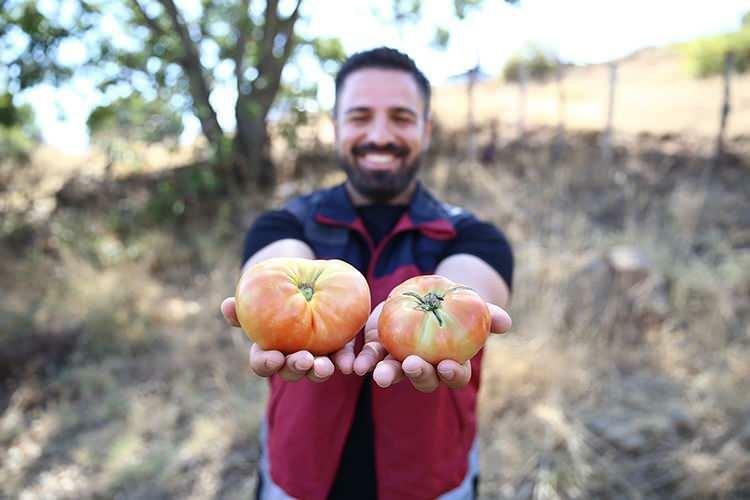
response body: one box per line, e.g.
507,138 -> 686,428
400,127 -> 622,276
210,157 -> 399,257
235,257 -> 371,355
378,275 -> 490,364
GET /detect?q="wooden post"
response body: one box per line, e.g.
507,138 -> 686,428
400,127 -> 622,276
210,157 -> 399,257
553,60 -> 566,159
716,51 -> 734,159
518,62 -> 528,140
467,65 -> 478,161
601,61 -> 618,162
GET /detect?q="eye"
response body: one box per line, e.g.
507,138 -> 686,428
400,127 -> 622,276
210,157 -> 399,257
348,115 -> 368,124
393,114 -> 415,124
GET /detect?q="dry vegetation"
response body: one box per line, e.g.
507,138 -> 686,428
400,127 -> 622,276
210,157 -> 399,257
1,48 -> 750,499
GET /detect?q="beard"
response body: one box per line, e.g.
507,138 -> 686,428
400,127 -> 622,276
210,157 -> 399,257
338,143 -> 423,203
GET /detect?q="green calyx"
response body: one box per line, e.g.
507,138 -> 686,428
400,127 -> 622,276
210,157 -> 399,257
297,267 -> 325,302
403,291 -> 445,326
299,283 -> 314,301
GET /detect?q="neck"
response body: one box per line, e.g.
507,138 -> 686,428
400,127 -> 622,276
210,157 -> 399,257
345,180 -> 417,206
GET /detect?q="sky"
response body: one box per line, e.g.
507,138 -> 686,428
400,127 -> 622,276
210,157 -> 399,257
15,0 -> 750,154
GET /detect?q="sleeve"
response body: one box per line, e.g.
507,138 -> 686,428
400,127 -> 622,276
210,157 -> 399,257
242,210 -> 305,266
442,216 -> 514,291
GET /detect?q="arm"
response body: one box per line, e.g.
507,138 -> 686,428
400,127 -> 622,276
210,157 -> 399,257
435,253 -> 510,309
243,238 -> 314,270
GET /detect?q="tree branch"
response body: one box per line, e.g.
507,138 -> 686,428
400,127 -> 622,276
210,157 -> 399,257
252,0 -> 302,112
130,0 -> 166,37
234,0 -> 252,87
156,0 -> 224,142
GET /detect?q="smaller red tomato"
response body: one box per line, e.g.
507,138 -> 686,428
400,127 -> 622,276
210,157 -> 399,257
378,275 -> 490,364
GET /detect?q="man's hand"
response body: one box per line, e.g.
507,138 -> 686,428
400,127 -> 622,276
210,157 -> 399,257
352,302 -> 512,393
221,297 -> 355,383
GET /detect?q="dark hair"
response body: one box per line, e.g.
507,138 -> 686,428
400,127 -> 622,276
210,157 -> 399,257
334,47 -> 431,115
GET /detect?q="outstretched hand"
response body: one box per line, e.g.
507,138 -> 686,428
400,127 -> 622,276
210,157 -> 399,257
352,302 -> 512,393
222,297 -> 346,383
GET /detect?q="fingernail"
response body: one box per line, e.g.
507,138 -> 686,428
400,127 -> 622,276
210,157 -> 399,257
404,366 -> 422,377
439,368 -> 454,381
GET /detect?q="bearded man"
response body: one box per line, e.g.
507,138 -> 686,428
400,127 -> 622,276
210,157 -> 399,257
221,47 -> 514,500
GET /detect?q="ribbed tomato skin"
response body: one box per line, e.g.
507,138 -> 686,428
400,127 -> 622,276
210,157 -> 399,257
378,275 -> 490,364
235,257 -> 371,355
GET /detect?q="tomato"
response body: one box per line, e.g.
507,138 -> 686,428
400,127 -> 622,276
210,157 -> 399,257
378,275 -> 490,364
235,257 -> 371,355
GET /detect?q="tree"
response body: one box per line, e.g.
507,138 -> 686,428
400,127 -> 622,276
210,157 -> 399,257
503,45 -> 558,83
0,92 -> 39,166
1,0 -> 518,189
87,92 -> 183,176
1,0 -> 344,188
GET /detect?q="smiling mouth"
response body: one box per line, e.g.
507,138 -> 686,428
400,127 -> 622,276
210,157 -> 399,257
357,152 -> 403,171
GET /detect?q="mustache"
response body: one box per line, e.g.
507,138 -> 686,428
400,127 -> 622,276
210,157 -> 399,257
351,142 -> 409,157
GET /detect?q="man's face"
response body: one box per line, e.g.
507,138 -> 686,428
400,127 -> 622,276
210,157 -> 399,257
334,68 -> 432,203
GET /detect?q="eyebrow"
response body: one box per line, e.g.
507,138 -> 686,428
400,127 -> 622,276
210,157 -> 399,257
344,106 -> 418,118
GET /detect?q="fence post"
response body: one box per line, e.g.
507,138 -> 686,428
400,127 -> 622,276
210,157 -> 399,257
716,51 -> 734,160
552,59 -> 566,159
601,61 -> 618,162
467,65 -> 478,161
518,62 -> 528,140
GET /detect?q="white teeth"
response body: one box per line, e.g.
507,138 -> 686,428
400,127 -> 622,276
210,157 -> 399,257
364,153 -> 395,163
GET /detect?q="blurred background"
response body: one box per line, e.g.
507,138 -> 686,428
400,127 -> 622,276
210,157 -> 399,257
1,1 -> 749,498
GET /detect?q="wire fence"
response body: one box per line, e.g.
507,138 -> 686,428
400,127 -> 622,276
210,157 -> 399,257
458,52 -> 739,164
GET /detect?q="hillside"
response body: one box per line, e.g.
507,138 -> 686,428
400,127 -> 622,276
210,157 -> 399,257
432,46 -> 750,139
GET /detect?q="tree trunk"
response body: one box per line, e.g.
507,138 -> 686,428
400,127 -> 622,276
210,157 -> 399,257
234,98 -> 275,189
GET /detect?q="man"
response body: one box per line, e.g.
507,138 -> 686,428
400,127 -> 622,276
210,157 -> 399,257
221,47 -> 514,500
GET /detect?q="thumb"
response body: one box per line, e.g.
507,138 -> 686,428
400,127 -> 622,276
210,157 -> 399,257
221,297 -> 241,327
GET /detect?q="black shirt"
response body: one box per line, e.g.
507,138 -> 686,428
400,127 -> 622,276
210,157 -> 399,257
242,206 -> 513,290
243,203 -> 513,499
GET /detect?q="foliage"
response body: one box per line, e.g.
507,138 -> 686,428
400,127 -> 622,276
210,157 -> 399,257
682,19 -> 750,77
86,92 -> 183,169
503,45 -> 558,83
0,92 -> 39,164
87,93 -> 183,145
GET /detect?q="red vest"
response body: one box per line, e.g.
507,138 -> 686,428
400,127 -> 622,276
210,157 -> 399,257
266,183 -> 482,499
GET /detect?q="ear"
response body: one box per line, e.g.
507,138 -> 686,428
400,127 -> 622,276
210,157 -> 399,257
331,109 -> 339,141
422,113 -> 433,150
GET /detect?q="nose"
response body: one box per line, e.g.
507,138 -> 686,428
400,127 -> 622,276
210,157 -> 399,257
365,114 -> 395,145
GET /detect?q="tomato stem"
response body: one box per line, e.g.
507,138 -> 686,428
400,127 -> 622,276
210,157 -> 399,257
402,291 -> 445,326
299,283 -> 314,301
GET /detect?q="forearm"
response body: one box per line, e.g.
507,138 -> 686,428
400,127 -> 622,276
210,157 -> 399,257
243,238 -> 315,273
434,253 -> 510,308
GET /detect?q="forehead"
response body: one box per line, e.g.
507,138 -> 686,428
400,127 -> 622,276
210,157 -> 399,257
337,68 -> 425,113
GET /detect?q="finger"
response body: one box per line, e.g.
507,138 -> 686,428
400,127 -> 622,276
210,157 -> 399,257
306,357 -> 335,383
488,303 -> 512,334
373,355 -> 405,388
402,355 -> 439,393
353,338 -> 387,376
364,302 -> 385,338
332,340 -> 356,375
249,343 -> 285,377
437,359 -> 472,389
221,297 -> 241,327
278,351 -> 314,382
